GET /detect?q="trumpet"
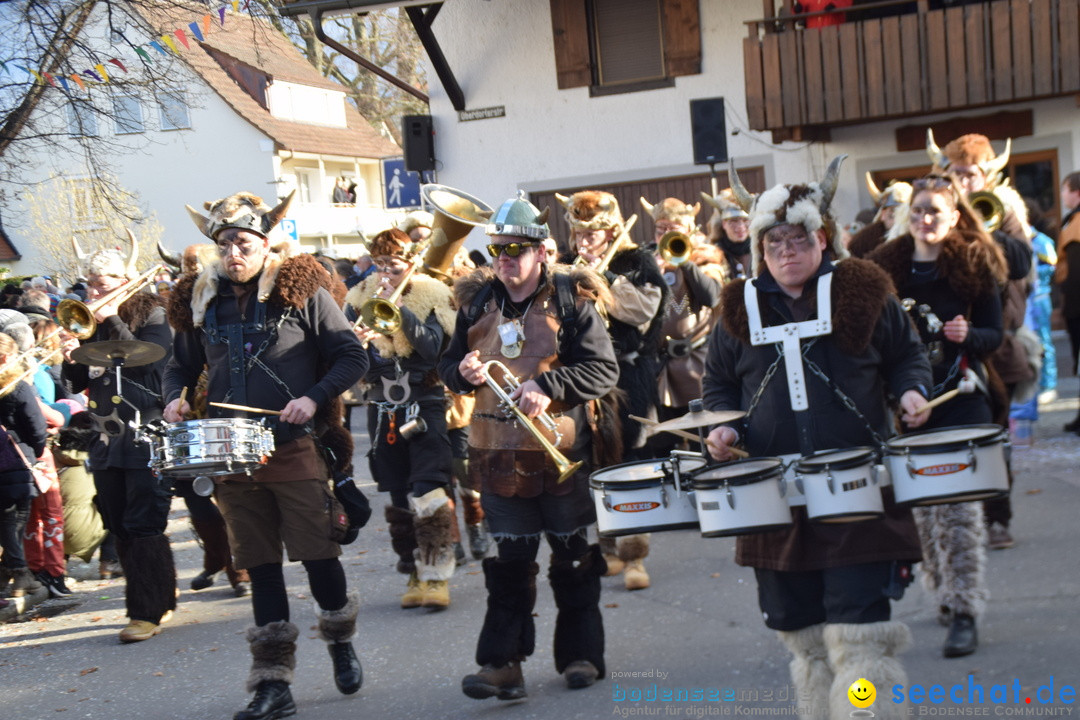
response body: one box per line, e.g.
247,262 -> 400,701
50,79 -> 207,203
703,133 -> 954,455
353,237 -> 432,335
968,190 -> 1004,233
57,264 -> 166,340
481,360 -> 583,484
657,230 -> 692,266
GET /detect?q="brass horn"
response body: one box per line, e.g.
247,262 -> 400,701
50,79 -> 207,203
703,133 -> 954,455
481,360 -> 583,484
355,237 -> 432,335
420,184 -> 492,283
657,231 -> 693,266
56,264 -> 165,340
968,191 -> 1005,233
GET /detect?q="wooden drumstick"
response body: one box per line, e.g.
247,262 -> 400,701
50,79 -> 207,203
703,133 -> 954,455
706,440 -> 750,459
177,386 -> 189,420
916,388 -> 960,415
630,414 -> 749,458
210,401 -> 282,416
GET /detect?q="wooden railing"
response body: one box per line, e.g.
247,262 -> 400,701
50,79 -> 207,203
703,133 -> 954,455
742,0 -> 1080,139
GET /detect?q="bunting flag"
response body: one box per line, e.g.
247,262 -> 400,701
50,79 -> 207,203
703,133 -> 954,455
109,58 -> 127,73
219,7 -> 226,24
0,60 -> 7,74
174,28 -> 190,50
58,75 -> 70,91
28,68 -> 45,83
149,39 -> 167,56
69,73 -> 85,90
161,34 -> 178,53
82,69 -> 101,82
202,14 -> 212,37
189,21 -> 204,42
43,71 -> 57,87
232,1 -> 239,12
94,63 -> 110,82
133,46 -> 152,63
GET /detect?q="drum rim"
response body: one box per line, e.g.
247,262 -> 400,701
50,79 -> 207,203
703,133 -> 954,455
884,423 -> 1005,454
171,417 -> 268,428
588,457 -> 678,488
598,521 -> 699,537
796,446 -> 877,472
690,457 -> 784,488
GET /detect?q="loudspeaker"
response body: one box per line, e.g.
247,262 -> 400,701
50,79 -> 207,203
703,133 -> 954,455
402,115 -> 435,172
690,98 -> 728,165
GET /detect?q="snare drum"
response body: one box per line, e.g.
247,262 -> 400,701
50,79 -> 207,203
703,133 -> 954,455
884,424 -> 1008,506
147,418 -> 276,478
691,458 -> 793,538
590,452 -> 706,537
796,447 -> 884,523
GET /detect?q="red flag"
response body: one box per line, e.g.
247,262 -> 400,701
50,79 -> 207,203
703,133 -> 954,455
174,28 -> 189,50
109,58 -> 127,73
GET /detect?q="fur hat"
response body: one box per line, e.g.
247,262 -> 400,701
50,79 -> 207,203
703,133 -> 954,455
368,228 -> 414,259
702,188 -> 750,221
640,197 -> 700,230
926,129 -> 1011,181
397,210 -> 434,235
728,155 -> 848,276
72,228 -> 140,280
186,190 -> 295,241
556,191 -> 624,231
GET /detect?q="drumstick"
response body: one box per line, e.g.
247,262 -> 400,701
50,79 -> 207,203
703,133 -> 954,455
210,401 -> 282,416
630,414 -> 749,459
916,388 -> 960,415
178,386 -> 188,408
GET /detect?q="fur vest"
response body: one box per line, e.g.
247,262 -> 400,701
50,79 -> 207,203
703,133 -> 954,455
868,229 -> 1006,305
344,272 -> 456,359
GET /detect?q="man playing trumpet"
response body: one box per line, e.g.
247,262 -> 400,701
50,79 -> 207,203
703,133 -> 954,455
438,193 -> 618,700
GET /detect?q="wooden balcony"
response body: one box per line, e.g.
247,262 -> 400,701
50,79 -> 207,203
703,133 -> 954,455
743,0 -> 1080,142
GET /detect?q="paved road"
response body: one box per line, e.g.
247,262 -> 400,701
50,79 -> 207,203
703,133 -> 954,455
3,383 -> 1080,719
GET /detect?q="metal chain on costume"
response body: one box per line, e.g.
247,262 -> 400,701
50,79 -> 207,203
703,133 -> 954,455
932,354 -> 964,398
123,377 -> 162,402
221,307 -> 295,405
802,348 -> 887,447
743,346 -> 785,422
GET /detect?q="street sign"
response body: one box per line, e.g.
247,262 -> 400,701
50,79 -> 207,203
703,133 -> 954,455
279,218 -> 299,243
382,157 -> 422,209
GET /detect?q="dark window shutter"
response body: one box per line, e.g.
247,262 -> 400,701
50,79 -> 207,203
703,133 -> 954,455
662,0 -> 701,78
593,0 -> 665,85
550,0 -> 592,89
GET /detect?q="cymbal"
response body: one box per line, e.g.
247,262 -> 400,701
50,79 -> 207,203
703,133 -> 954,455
647,408 -> 746,435
70,340 -> 166,368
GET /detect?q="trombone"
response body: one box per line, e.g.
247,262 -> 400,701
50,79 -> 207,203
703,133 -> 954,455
481,360 -> 583,484
967,191 -> 1005,233
56,264 -> 166,340
657,231 -> 692,266
353,237 -> 432,335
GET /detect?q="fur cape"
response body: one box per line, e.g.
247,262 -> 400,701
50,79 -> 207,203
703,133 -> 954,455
166,252 -> 353,475
117,290 -> 167,331
867,229 -> 1007,305
344,272 -> 456,359
719,258 -> 895,356
454,263 -> 613,317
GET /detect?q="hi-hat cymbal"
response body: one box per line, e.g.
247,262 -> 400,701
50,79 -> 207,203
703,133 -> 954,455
647,408 -> 746,435
70,340 -> 166,368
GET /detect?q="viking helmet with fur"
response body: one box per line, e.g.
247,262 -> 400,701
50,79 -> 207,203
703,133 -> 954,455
926,129 -> 1011,184
640,196 -> 700,231
186,190 -> 295,242
72,228 -> 140,280
556,191 -> 624,232
728,155 -> 848,276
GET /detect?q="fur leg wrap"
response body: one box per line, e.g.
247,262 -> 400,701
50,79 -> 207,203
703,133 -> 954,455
777,624 -> 832,719
824,621 -> 912,720
316,592 -> 360,644
549,544 -> 606,676
121,534 -> 177,623
476,557 -> 539,666
385,505 -> 417,575
919,502 -> 989,618
245,621 -> 299,693
616,534 -> 650,563
913,506 -> 941,596
411,489 -> 455,582
457,484 -> 484,526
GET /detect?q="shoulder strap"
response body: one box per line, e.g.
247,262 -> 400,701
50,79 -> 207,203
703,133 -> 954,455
464,282 -> 494,327
553,270 -> 578,347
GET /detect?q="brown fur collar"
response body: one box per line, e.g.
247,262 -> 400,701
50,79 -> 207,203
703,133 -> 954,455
453,263 -> 614,316
167,254 -> 336,333
868,229 -> 1005,304
847,220 -> 887,259
719,258 -> 895,355
118,291 -> 166,331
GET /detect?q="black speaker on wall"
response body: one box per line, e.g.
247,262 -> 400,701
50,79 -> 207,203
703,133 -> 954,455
689,97 -> 728,165
402,114 -> 436,172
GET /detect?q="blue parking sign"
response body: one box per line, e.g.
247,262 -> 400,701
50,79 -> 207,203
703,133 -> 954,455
382,158 -> 422,209
279,218 -> 298,242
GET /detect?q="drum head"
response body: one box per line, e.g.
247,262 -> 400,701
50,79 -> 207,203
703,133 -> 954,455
797,447 -> 875,472
590,459 -> 668,489
887,424 -> 1004,453
692,458 -> 782,488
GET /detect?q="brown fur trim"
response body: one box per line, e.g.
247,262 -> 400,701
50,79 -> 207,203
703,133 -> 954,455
847,220 -> 887,259
245,620 -> 298,692
591,388 -> 627,468
868,230 -> 1005,304
270,254 -> 327,310
117,291 -> 166,331
719,259 -> 894,355
316,592 -> 359,643
943,133 -> 996,166
617,534 -> 650,562
167,273 -> 197,332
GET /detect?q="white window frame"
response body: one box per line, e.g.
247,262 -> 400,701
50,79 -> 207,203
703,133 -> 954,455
112,93 -> 144,135
157,91 -> 191,131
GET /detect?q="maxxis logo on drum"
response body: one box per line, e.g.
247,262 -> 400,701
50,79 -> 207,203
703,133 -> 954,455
915,463 -> 969,477
614,502 -> 661,513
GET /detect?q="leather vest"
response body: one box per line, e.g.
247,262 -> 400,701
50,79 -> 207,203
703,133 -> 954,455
657,268 -> 713,407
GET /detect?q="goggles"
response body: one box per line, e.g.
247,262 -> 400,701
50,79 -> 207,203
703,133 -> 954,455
487,242 -> 540,258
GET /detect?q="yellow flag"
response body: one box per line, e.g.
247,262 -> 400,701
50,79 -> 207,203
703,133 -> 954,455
161,34 -> 178,54
95,63 -> 110,82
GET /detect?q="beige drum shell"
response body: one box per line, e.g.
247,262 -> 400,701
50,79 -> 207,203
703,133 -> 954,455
796,447 -> 885,523
885,425 -> 1009,506
590,454 -> 705,537
691,458 -> 793,538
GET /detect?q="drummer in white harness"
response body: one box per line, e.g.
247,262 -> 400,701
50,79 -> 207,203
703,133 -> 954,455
702,157 -> 933,720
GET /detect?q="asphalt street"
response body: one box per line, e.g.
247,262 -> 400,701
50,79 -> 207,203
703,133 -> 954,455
3,374 -> 1080,719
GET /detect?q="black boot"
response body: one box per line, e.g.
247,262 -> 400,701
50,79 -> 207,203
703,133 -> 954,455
943,613 -> 978,658
328,642 -> 362,695
234,681 -> 296,720
549,544 -> 606,688
1065,412 -> 1080,433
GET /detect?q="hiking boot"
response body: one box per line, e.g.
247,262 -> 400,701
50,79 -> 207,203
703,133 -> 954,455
943,613 -> 978,658
328,641 -> 363,695
421,579 -> 450,609
623,560 -> 650,591
466,523 -> 490,560
564,659 -> 600,689
462,661 -> 526,700
401,572 -> 425,609
119,620 -> 161,643
9,568 -> 42,598
190,569 -> 217,591
233,680 -> 296,720
987,523 -> 1015,550
99,560 -> 123,580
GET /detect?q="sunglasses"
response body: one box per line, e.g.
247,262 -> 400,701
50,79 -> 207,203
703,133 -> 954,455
487,242 -> 540,258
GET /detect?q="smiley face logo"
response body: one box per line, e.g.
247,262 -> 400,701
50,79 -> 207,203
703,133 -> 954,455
848,678 -> 876,708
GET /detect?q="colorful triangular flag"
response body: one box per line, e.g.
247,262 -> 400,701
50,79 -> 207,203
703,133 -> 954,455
109,58 -> 127,73
174,28 -> 190,50
188,21 -> 203,42
134,46 -> 152,63
161,34 -> 178,54
219,7 -> 226,25
42,71 -> 57,87
58,76 -> 70,92
202,14 -> 211,37
94,63 -> 110,82
70,73 -> 85,90
83,69 -> 101,82
149,40 -> 167,56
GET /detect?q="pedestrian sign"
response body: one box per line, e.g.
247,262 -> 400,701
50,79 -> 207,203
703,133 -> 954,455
382,158 -> 422,209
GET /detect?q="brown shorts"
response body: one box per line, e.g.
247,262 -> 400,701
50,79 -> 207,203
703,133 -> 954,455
215,477 -> 342,569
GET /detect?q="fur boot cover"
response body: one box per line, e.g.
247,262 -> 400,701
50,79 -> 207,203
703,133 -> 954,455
316,592 -> 360,644
121,534 -> 177,623
245,620 -> 299,692
549,544 -> 606,676
384,505 -> 417,575
476,557 -> 539,666
410,488 -> 455,582
913,503 -> 989,618
824,621 -> 912,720
344,273 -> 456,359
616,534 -> 650,563
778,624 -> 832,719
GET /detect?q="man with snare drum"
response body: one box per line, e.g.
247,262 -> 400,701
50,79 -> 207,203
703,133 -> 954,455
702,158 -> 931,720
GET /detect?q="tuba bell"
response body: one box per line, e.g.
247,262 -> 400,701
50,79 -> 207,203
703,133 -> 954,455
968,191 -> 1004,233
420,184 -> 493,283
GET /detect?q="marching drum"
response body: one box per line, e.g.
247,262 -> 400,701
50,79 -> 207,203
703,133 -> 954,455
590,451 -> 706,537
143,418 -> 275,481
690,458 -> 793,538
884,424 -> 1008,506
795,447 -> 885,523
